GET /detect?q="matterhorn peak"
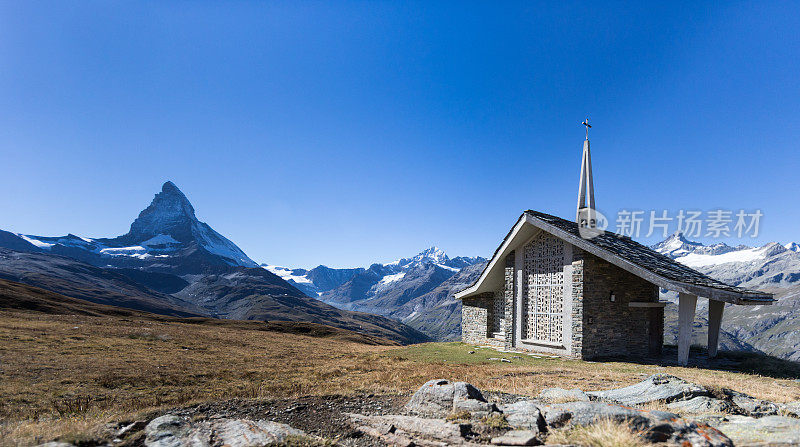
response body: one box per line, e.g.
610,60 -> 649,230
122,181 -> 199,243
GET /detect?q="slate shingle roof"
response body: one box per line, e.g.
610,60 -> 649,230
460,210 -> 773,303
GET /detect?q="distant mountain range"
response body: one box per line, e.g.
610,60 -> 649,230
263,246 -> 486,340
0,182 -> 428,344
652,232 -> 800,361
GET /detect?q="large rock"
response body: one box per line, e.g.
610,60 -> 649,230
500,401 -> 545,431
143,415 -> 306,447
349,413 -> 478,446
206,419 -> 306,447
710,415 -> 800,446
587,374 -> 710,406
144,415 -> 199,447
541,401 -> 676,430
405,379 -> 494,418
667,396 -> 736,415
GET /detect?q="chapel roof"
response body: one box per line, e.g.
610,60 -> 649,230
456,210 -> 774,305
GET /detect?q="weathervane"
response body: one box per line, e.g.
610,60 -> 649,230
582,117 -> 591,140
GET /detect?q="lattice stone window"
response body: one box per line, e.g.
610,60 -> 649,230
491,290 -> 505,335
523,232 -> 565,344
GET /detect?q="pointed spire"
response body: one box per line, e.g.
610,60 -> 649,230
577,118 -> 596,228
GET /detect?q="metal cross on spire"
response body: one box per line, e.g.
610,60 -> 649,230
582,117 -> 591,140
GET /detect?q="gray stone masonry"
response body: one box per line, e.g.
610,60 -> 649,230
580,249 -> 661,359
503,252 -> 515,350
461,292 -> 503,347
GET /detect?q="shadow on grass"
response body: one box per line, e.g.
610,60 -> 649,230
594,345 -> 800,380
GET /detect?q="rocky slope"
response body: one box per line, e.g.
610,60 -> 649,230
0,182 -> 428,344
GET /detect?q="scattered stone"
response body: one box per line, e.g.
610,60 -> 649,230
488,357 -> 501,361
36,443 -> 76,447
143,415 -> 306,447
536,388 -> 589,403
667,396 -> 736,414
405,379 -> 495,418
727,390 -> 779,417
586,374 -> 709,405
490,429 -> 539,446
468,351 -> 476,354
501,358 -> 512,363
781,401 -> 800,418
500,401 -> 545,431
710,415 -> 800,446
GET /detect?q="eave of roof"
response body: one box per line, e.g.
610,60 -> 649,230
455,210 -> 774,305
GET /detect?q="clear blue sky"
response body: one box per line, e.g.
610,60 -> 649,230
1,2 -> 798,268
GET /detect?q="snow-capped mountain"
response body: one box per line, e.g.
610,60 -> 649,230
261,247 -> 486,339
0,182 -> 428,344
262,247 -> 484,299
9,182 -> 258,272
653,232 -> 800,289
786,242 -> 800,253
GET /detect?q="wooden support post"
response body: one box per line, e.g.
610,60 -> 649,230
707,300 -> 725,359
678,293 -> 697,366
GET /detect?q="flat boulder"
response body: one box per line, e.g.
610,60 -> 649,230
587,374 -> 709,406
710,415 -> 800,446
207,419 -> 306,447
143,415 -> 306,447
667,396 -> 736,415
406,379 -> 494,418
541,401 -> 675,430
349,413 -> 477,446
490,429 -> 539,446
536,388 -> 589,403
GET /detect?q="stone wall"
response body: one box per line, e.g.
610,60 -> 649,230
461,292 -> 503,347
570,250 -> 584,358
579,249 -> 661,359
503,252 -> 515,350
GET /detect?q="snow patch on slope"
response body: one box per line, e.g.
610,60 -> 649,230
141,234 -> 180,247
18,235 -> 54,249
263,265 -> 313,284
677,246 -> 768,267
379,272 -> 406,284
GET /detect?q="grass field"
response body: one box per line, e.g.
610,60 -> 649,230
1,310 -> 799,445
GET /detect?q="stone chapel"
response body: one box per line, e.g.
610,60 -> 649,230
456,121 -> 773,365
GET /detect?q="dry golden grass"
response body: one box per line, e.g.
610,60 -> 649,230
1,310 -> 799,445
546,418 -> 646,447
